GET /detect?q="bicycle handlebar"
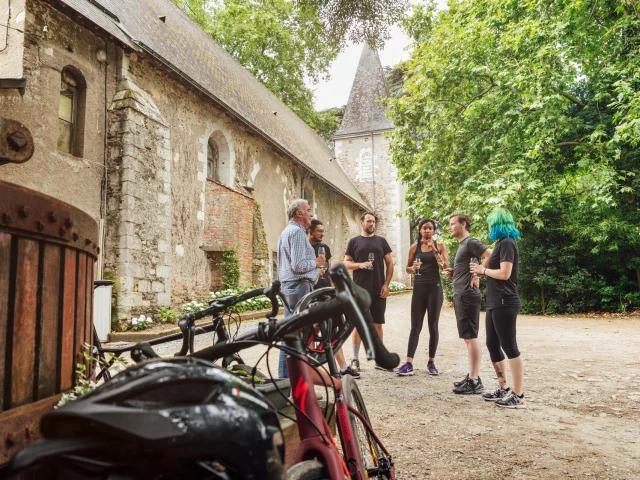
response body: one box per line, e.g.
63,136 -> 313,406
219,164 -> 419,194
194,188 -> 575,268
190,264 -> 400,370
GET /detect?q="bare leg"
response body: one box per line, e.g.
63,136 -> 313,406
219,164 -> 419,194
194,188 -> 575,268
492,360 -> 508,389
334,347 -> 347,370
465,338 -> 482,379
509,355 -> 524,395
374,324 -> 383,342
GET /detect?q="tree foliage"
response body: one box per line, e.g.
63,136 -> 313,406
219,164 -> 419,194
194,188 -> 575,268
174,0 -> 408,139
390,0 -> 640,313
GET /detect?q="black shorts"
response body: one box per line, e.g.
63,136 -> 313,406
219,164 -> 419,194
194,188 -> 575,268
368,294 -> 387,325
453,293 -> 480,339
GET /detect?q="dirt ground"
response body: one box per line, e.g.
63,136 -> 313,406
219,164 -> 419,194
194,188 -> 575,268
134,293 -> 640,479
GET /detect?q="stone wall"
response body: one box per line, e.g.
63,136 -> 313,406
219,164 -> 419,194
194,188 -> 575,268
0,0 -> 26,79
0,0 -> 116,220
335,132 -> 411,284
1,0 -> 365,324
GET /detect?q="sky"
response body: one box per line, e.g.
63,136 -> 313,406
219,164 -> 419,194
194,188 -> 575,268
311,0 -> 448,111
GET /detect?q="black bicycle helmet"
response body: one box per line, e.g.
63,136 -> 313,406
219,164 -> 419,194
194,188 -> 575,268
7,357 -> 285,480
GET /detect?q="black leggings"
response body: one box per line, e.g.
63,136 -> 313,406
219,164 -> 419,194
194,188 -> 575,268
407,282 -> 443,359
486,306 -> 521,362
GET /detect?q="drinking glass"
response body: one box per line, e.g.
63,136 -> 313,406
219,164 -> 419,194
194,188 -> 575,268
470,258 -> 479,280
318,246 -> 327,271
368,253 -> 375,270
415,257 -> 423,275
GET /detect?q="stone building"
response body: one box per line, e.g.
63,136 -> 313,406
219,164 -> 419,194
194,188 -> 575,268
0,0 -> 370,324
334,46 -> 411,283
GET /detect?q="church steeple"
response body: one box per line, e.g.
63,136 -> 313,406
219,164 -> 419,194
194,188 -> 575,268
335,46 -> 394,137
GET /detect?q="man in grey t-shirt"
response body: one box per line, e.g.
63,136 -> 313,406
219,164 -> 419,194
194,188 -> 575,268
444,214 -> 491,394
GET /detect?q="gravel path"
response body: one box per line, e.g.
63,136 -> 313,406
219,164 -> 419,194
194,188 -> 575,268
105,294 -> 640,479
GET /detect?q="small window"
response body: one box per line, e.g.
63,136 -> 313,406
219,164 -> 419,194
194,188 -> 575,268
207,139 -> 219,181
57,67 -> 86,157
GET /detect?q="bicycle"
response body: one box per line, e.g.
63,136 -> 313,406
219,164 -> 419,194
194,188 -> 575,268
7,264 -> 399,479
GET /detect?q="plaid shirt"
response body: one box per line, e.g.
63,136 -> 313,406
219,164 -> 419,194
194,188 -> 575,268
277,221 -> 319,283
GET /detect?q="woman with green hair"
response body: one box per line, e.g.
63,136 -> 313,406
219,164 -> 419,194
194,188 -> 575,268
470,208 -> 526,409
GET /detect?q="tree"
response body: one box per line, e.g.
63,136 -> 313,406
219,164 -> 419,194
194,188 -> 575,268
174,0 -> 408,139
389,0 -> 640,312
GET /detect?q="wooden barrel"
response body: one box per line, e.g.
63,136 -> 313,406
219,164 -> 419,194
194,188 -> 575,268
0,180 -> 98,464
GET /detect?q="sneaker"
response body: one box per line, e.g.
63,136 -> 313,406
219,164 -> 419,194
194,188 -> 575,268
427,362 -> 439,376
453,374 -> 469,387
350,359 -> 361,372
340,366 -> 361,378
482,386 -> 510,402
397,362 -> 414,376
453,376 -> 483,394
374,364 -> 394,372
496,392 -> 527,409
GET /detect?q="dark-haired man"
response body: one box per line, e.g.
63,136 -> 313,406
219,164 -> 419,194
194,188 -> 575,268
344,212 -> 394,372
308,219 -> 359,378
444,214 -> 492,394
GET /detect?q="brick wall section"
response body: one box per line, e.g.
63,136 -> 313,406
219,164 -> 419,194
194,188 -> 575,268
204,180 -> 255,286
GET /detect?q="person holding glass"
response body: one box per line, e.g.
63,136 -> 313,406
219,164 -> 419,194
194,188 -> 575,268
397,219 -> 449,376
469,208 -> 526,408
308,219 -> 360,378
344,212 -> 394,372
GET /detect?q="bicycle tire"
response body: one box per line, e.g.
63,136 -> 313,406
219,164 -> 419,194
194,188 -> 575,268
92,327 -> 111,382
286,460 -> 329,480
342,375 -> 386,480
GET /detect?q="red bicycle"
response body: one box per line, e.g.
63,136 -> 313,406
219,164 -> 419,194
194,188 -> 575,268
191,264 -> 399,479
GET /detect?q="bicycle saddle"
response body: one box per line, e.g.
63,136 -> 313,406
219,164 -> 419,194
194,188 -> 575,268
7,357 -> 285,480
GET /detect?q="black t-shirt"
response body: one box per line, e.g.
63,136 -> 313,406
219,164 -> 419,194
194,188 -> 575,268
345,235 -> 392,295
486,238 -> 521,309
453,236 -> 488,296
312,242 -> 332,288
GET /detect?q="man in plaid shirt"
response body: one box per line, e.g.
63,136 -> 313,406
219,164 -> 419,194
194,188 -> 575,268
277,199 -> 325,378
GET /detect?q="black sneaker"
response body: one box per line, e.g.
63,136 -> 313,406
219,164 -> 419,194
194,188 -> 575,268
496,392 -> 527,409
453,376 -> 483,394
340,366 -> 361,378
350,359 -> 361,372
453,374 -> 469,388
482,386 -> 510,402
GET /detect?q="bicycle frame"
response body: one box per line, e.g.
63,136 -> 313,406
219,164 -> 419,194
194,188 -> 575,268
285,333 -> 395,480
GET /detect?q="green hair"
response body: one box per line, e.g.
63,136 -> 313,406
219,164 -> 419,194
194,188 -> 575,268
488,209 -> 521,241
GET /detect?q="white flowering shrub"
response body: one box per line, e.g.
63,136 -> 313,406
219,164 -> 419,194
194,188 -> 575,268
129,314 -> 153,331
180,286 -> 282,315
389,281 -> 407,292
56,343 -> 129,408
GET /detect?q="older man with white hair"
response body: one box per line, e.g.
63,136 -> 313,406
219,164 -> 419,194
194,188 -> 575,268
277,199 -> 325,378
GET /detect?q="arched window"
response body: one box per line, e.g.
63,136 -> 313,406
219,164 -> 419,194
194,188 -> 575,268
206,130 -> 233,186
57,67 -> 86,157
207,138 -> 219,181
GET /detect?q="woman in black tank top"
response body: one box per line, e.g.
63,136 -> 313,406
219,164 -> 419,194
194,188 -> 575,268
397,219 -> 450,377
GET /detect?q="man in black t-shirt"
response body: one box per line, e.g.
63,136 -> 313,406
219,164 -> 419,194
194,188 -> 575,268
344,212 -> 394,372
444,214 -> 492,394
308,219 -> 360,377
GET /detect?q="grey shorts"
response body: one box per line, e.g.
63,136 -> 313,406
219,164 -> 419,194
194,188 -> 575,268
453,293 -> 481,339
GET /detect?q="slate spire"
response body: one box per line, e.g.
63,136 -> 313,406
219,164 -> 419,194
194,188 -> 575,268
335,45 -> 394,137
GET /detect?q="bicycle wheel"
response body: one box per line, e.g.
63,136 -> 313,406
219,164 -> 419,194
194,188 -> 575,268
342,375 -> 389,480
296,288 -> 354,365
286,460 -> 329,480
92,327 -> 111,382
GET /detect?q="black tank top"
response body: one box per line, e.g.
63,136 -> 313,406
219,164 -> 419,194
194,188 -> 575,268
414,242 -> 440,283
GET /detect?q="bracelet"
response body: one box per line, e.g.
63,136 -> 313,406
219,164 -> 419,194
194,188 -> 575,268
483,267 -> 487,275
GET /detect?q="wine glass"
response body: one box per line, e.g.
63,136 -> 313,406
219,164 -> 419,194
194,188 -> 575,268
368,253 -> 375,270
470,258 -> 479,280
414,256 -> 422,275
318,246 -> 327,271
